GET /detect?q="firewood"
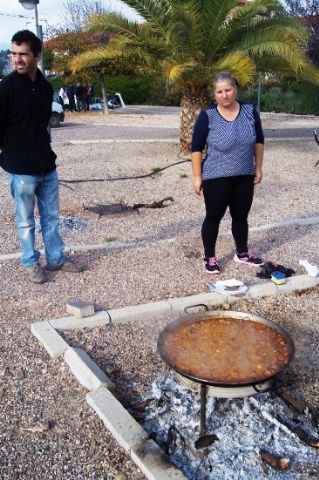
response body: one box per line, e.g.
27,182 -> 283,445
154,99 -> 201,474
278,391 -> 305,414
195,434 -> 219,450
289,426 -> 319,448
131,398 -> 155,412
260,450 -> 290,471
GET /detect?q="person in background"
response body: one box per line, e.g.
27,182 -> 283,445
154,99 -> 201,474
58,85 -> 65,109
191,71 -> 264,274
66,84 -> 76,112
86,83 -> 94,110
0,30 -> 84,284
75,82 -> 85,111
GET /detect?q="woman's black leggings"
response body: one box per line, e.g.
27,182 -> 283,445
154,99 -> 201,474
202,175 -> 254,257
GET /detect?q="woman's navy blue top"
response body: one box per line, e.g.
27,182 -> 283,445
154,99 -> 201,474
191,102 -> 264,180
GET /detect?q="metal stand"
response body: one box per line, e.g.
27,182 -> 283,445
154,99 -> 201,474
195,384 -> 219,449
199,384 -> 207,436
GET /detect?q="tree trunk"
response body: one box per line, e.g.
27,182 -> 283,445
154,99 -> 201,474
99,74 -> 109,114
179,88 -> 210,157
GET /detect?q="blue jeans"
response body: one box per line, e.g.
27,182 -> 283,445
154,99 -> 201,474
8,170 -> 65,268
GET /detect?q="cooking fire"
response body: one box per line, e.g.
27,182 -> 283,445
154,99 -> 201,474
132,310 -> 319,479
140,374 -> 319,479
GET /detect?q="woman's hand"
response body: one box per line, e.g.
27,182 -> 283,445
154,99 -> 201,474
193,175 -> 203,195
254,168 -> 263,184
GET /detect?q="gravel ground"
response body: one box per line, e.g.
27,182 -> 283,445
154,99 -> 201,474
60,288 -> 319,478
0,111 -> 318,478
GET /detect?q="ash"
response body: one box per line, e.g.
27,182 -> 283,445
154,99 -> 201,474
142,374 -> 319,480
35,216 -> 88,233
59,216 -> 88,232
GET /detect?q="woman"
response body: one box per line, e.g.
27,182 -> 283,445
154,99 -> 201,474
191,71 -> 264,274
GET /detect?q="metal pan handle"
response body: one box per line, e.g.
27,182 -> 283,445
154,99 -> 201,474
184,303 -> 209,315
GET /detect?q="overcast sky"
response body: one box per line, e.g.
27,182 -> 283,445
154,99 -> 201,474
0,0 -> 140,50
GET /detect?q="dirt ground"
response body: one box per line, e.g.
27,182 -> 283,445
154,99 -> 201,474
0,110 -> 318,479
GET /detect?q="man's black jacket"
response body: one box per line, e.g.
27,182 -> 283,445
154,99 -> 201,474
0,69 -> 57,175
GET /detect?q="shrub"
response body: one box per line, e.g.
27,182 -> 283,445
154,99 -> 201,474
240,80 -> 319,115
101,74 -> 181,105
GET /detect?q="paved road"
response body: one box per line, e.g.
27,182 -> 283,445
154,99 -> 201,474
52,123 -> 318,143
264,127 -> 317,140
51,106 -> 319,143
52,123 -> 179,143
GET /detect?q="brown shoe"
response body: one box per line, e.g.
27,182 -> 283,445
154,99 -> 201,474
46,257 -> 84,273
26,264 -> 47,284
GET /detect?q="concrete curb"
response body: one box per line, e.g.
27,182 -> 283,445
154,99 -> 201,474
39,275 -> 319,334
249,215 -> 319,233
0,238 -> 176,262
1,215 -> 318,263
64,347 -> 115,392
52,138 -> 179,146
108,301 -> 172,325
131,439 -> 187,480
30,275 -> 318,480
49,310 -> 111,330
31,321 -> 69,358
86,387 -> 186,479
86,386 -> 148,451
246,274 -> 319,298
51,136 -> 315,147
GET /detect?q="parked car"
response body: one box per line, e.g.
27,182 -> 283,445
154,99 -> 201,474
50,101 -> 64,128
107,93 -> 124,109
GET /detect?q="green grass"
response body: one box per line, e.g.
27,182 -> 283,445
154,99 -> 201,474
151,167 -> 163,176
104,236 -> 118,243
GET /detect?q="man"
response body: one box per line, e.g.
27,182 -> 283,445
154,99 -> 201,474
0,30 -> 83,284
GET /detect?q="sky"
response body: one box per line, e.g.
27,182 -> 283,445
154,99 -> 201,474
0,0 -> 140,50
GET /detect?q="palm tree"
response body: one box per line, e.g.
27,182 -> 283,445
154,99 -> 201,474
72,0 -> 319,155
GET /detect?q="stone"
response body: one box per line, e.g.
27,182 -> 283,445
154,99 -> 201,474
66,300 -> 95,318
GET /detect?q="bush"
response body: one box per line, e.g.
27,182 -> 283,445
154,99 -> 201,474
240,80 -> 319,115
101,74 -> 181,105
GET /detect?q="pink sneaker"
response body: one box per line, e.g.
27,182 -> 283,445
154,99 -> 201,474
234,250 -> 264,267
203,257 -> 220,274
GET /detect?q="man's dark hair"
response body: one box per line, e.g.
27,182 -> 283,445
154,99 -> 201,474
11,30 -> 42,55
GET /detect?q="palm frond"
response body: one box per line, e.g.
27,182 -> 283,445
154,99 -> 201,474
166,8 -> 196,56
211,51 -> 256,85
88,13 -> 150,40
297,60 -> 319,84
189,0 -> 238,53
115,0 -> 173,34
71,0 -> 319,92
163,58 -> 200,83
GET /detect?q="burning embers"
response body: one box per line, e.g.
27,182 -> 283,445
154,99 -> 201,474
140,374 -> 319,480
134,311 -> 319,479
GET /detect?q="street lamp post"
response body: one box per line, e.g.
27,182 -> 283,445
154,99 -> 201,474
18,0 -> 45,73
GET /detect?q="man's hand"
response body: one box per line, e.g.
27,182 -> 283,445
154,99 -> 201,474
193,175 -> 202,195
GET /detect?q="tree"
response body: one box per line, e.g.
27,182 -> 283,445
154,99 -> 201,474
62,0 -> 107,31
45,30 -> 110,75
73,0 -> 319,154
284,0 -> 319,67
